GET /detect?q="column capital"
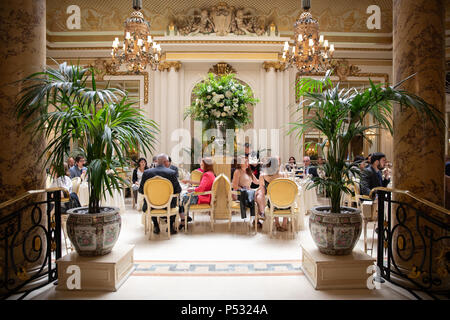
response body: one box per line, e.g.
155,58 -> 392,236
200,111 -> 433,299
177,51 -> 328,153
158,61 -> 182,72
262,61 -> 286,72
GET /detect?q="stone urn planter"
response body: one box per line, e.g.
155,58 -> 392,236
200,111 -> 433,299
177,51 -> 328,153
66,207 -> 121,257
309,206 -> 362,255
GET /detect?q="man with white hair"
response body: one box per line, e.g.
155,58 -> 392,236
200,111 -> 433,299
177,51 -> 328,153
303,156 -> 318,177
139,153 -> 181,235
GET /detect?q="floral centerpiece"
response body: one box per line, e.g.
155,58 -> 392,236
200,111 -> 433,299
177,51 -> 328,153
185,73 -> 259,155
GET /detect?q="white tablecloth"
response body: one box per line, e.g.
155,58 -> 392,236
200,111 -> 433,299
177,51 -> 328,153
77,181 -> 126,213
294,178 -> 319,231
78,181 -> 89,207
101,188 -> 126,213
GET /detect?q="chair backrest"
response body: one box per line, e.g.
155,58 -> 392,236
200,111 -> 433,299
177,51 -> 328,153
143,176 -> 174,208
71,177 -> 81,194
211,174 -> 231,204
267,178 -> 298,208
190,169 -> 203,186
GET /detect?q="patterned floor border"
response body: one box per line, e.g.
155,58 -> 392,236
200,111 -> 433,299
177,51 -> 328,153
131,259 -> 304,277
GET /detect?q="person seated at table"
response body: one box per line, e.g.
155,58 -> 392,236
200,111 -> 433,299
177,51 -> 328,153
70,155 -> 87,180
168,156 -> 179,179
50,163 -> 81,212
303,156 -> 318,178
132,157 -> 148,209
360,152 -> 390,196
285,156 -> 297,172
139,154 -> 181,235
249,156 -> 261,189
232,156 -> 259,219
232,156 -> 259,193
255,157 -> 288,231
179,157 -> 216,230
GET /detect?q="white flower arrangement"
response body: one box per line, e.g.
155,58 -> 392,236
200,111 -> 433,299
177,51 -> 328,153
185,73 -> 259,128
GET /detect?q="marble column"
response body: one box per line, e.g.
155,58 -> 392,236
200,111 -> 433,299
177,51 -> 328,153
393,0 -> 445,205
0,0 -> 46,203
392,0 -> 447,287
0,0 -> 47,294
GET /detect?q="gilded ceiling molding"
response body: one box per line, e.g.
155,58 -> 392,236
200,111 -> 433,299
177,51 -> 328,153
209,62 -> 237,76
157,61 -> 182,72
46,2 -> 393,34
262,61 -> 287,72
85,58 -> 149,104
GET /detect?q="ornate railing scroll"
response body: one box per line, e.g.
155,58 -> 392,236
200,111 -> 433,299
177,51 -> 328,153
0,188 -> 67,300
373,187 -> 450,300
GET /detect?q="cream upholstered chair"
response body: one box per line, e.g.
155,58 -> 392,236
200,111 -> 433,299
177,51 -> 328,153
183,174 -> 226,232
190,169 -> 203,187
266,178 -> 299,237
71,177 -> 82,195
142,176 -> 180,239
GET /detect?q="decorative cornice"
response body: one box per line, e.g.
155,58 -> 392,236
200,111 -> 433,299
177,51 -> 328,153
158,61 -> 182,72
209,62 -> 237,76
262,61 -> 287,72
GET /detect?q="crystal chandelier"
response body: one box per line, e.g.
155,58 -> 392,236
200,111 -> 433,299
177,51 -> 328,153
282,0 -> 334,73
111,0 -> 161,73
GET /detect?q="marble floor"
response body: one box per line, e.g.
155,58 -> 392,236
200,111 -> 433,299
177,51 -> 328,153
27,197 -> 415,300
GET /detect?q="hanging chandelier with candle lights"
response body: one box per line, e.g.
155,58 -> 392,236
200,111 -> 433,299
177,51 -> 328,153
282,0 -> 334,73
111,0 -> 161,73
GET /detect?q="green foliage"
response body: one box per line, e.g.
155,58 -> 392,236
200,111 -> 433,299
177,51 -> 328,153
15,62 -> 159,213
289,70 -> 443,213
184,73 -> 259,129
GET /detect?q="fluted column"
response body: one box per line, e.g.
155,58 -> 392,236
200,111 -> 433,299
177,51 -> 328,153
168,66 -> 179,155
160,70 -> 168,154
392,0 -> 446,285
0,0 -> 46,203
153,69 -> 162,153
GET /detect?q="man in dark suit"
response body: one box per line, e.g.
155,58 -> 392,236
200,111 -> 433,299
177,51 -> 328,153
139,154 -> 181,235
303,156 -> 319,177
360,152 -> 390,196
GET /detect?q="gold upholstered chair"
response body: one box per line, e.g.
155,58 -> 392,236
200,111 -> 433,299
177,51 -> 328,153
142,176 -> 180,239
190,169 -> 203,187
183,174 -> 227,232
265,178 -> 299,237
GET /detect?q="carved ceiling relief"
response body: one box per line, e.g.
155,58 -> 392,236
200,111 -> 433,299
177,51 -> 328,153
174,3 -> 268,36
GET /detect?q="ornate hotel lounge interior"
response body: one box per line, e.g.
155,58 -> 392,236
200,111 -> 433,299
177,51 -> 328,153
1,0 -> 450,305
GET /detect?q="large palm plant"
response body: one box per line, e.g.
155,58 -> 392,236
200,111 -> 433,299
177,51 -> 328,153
16,62 -> 158,213
289,70 -> 443,213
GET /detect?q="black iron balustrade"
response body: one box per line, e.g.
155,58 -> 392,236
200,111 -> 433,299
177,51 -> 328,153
0,188 -> 66,300
374,188 -> 450,300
